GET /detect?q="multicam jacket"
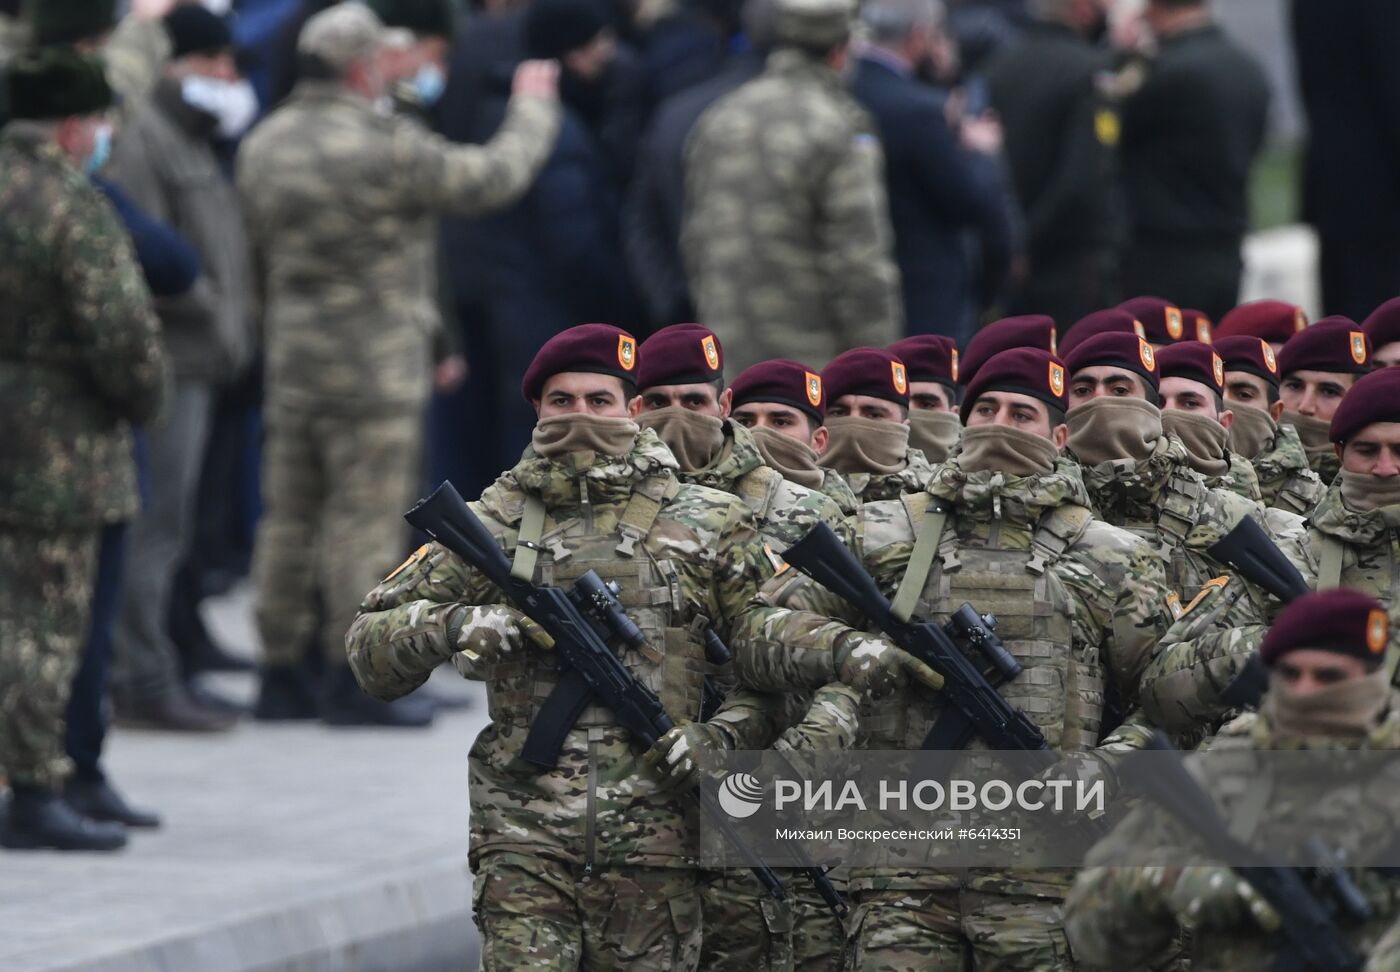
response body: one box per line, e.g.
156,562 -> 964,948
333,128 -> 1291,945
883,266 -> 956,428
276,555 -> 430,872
237,82 -> 559,414
817,468 -> 860,517
345,431 -> 774,869
1066,706 -> 1400,971
1251,422 -> 1327,516
841,447 -> 938,505
0,126 -> 168,528
731,455 -> 1171,897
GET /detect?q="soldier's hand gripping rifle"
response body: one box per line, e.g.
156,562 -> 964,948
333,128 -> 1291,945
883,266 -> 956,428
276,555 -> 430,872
405,481 -> 787,905
1205,517 -> 1312,708
1122,733 -> 1371,972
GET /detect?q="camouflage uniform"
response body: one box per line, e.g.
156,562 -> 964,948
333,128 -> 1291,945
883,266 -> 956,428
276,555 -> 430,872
1371,916 -> 1400,972
344,430 -> 775,971
731,455 -> 1172,971
840,448 -> 937,506
818,469 -> 861,517
1139,482 -> 1395,739
237,82 -> 559,668
675,420 -> 852,972
0,124 -> 168,789
1250,423 -> 1327,516
682,48 -> 903,375
1210,450 -> 1263,504
1065,708 -> 1400,972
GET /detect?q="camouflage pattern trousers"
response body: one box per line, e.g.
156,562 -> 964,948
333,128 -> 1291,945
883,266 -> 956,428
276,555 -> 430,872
252,404 -> 421,667
0,527 -> 98,789
472,851 -> 702,971
700,870 -> 848,972
847,888 -> 1078,971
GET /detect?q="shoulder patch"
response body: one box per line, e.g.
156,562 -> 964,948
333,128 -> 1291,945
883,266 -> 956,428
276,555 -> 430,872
384,543 -> 431,582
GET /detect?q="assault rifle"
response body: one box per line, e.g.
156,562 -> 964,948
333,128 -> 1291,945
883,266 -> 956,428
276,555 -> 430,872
1123,733 -> 1372,972
1205,517 -> 1312,709
405,481 -> 787,904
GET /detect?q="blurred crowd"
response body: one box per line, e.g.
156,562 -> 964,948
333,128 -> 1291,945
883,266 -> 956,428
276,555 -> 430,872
3,0 -> 1400,854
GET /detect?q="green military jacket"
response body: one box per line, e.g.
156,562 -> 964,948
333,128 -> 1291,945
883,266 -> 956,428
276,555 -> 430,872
817,467 -> 860,516
345,431 -> 773,869
682,48 -> 902,374
841,447 -> 937,506
0,126 -> 168,528
732,455 -> 1171,896
236,82 -> 559,414
1252,423 -> 1327,516
1205,450 -> 1262,504
1066,706 -> 1400,972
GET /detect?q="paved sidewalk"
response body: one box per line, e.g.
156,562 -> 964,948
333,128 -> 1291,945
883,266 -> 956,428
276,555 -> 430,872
1,585 -> 488,972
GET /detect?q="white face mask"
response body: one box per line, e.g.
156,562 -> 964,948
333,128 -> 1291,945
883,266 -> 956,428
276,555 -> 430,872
180,76 -> 259,139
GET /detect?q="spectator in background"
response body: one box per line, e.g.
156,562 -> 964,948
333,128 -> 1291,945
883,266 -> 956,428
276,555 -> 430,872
0,48 -> 168,851
1292,0 -> 1400,321
683,0 -> 903,374
1118,0 -> 1269,321
851,0 -> 1016,341
106,5 -> 255,732
237,3 -> 560,727
986,0 -> 1121,329
473,0 -> 643,464
623,0 -> 772,329
638,0 -> 744,115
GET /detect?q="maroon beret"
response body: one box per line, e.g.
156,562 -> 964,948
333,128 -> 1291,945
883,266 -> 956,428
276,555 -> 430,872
1215,299 -> 1308,343
959,316 -> 1057,387
1278,317 -> 1373,377
521,323 -> 639,402
960,348 -> 1068,424
1362,297 -> 1400,351
1059,309 -> 1146,360
1259,588 -> 1388,670
730,358 -> 826,423
823,347 -> 910,407
889,335 -> 959,388
1182,310 -> 1213,345
1063,332 -> 1160,392
1156,341 -> 1225,394
1215,336 -> 1280,387
1118,296 -> 1206,345
636,323 -> 724,388
1327,366 -> 1400,444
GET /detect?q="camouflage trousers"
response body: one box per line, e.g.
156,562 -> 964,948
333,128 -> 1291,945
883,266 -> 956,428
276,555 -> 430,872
252,404 -> 421,666
846,888 -> 1077,972
472,851 -> 702,971
0,527 -> 98,789
700,869 -> 795,971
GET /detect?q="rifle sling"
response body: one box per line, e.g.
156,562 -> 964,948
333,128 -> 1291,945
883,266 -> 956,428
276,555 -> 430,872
511,496 -> 548,582
1317,534 -> 1343,590
892,495 -> 945,623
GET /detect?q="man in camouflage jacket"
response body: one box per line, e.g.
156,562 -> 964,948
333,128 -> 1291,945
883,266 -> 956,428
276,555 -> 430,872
730,349 -> 1171,971
0,50 -> 168,852
237,3 -> 562,725
1067,589 -> 1400,972
346,324 -> 786,971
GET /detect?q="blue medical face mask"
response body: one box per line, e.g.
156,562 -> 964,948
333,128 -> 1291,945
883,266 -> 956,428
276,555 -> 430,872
83,123 -> 112,176
413,63 -> 446,107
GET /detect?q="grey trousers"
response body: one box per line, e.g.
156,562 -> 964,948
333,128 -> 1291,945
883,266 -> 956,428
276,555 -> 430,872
111,379 -> 213,702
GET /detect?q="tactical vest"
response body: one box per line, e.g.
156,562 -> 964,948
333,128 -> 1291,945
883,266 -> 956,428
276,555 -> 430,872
1116,465 -> 1212,594
1269,470 -> 1323,517
861,493 -> 1105,753
483,475 -> 710,753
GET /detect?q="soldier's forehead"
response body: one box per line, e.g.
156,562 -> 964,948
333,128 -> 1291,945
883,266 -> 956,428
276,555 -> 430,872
542,372 -> 626,393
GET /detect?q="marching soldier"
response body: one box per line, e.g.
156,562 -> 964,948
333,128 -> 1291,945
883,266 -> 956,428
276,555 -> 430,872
889,334 -> 962,464
0,49 -> 168,851
1277,317 -> 1374,484
1214,298 -> 1308,354
729,359 -> 861,516
345,324 -> 779,971
1067,588 -> 1400,971
1364,297 -> 1400,370
819,347 -> 935,504
957,314 -> 1057,389
1120,294 -> 1210,347
238,3 -> 561,726
1215,335 -> 1326,516
1155,341 -> 1262,502
731,347 -> 1171,970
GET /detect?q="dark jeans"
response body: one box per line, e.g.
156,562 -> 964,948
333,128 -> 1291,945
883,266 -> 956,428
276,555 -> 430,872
1123,237 -> 1243,322
1318,233 -> 1400,321
65,521 -> 129,782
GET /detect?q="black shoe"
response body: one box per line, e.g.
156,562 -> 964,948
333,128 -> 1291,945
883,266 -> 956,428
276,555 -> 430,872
64,777 -> 161,829
185,679 -> 249,716
320,666 -> 435,728
171,589 -> 253,676
114,685 -> 238,732
1,788 -> 127,851
254,663 -> 321,721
